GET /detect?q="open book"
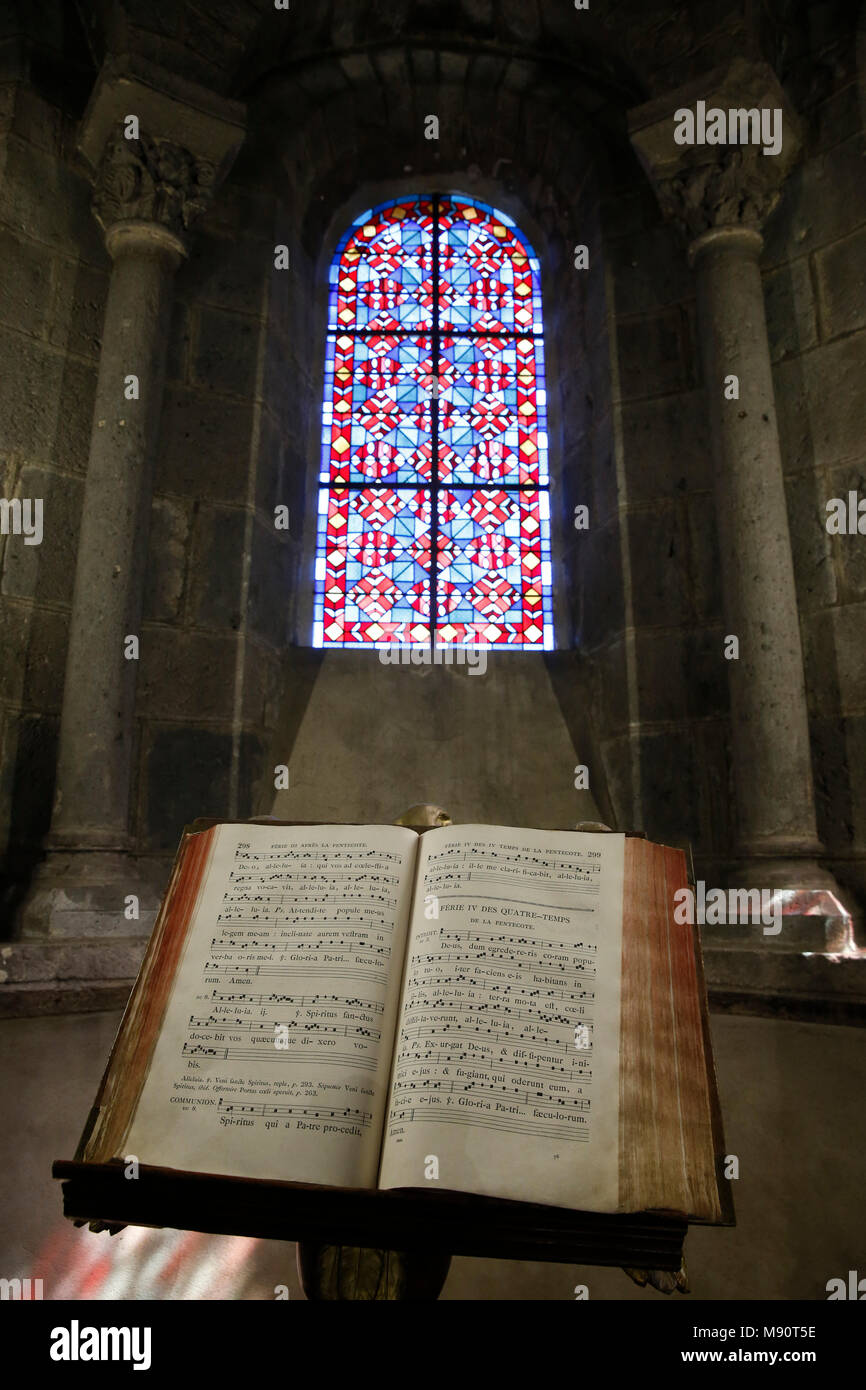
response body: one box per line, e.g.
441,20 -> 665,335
66,820 -> 730,1252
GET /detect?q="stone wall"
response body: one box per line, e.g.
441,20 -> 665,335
0,53 -> 104,882
764,22 -> 866,906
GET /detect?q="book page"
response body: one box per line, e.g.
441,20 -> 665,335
124,822 -> 419,1188
378,825 -> 625,1211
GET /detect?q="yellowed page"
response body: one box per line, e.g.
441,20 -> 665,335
125,822 -> 418,1187
378,825 -> 625,1211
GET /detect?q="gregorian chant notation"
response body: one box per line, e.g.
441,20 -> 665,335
403,997 -> 584,1027
400,1019 -> 571,1046
232,848 -> 400,862
411,951 -> 589,976
209,967 -> 387,998
182,1042 -> 377,1071
436,928 -> 596,954
189,1019 -> 381,1041
204,946 -> 390,973
190,1015 -> 379,1034
424,845 -> 601,875
227,870 -> 401,888
415,975 -> 593,1006
217,1097 -> 373,1127
390,1107 -> 589,1143
384,833 -> 609,1148
392,1077 -> 589,1110
395,1047 -> 582,1082
195,992 -> 385,1016
217,889 -> 397,919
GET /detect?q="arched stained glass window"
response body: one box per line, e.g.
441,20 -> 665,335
313,194 -> 554,649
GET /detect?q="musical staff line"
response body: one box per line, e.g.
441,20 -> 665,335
218,1098 -> 373,1127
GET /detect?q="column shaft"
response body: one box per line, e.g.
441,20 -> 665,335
692,227 -> 821,862
51,225 -> 182,848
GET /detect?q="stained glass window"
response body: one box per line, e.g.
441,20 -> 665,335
313,194 -> 554,649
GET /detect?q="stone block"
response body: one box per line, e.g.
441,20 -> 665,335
11,86 -> 61,154
1,464 -> 82,603
143,496 -> 190,623
156,386 -> 254,504
192,304 -> 262,398
262,337 -> 315,455
575,517 -> 626,649
186,503 -> 245,629
0,600 -> 30,708
639,726 -> 702,847
811,80 -> 861,155
809,715 -> 860,852
248,524 -> 293,649
815,226 -> 866,339
142,725 -> 233,851
802,603 -> 866,716
0,339 -> 96,474
774,333 -> 866,473
686,491 -> 724,622
763,134 -> 866,268
628,501 -> 693,628
237,730 -> 269,818
180,5 -> 242,76
254,410 -> 293,521
179,232 -> 270,317
620,390 -> 712,499
241,641 -> 283,730
616,306 -> 696,400
123,0 -> 181,37
596,733 -> 637,834
599,184 -> 655,241
47,258 -> 108,360
590,636 -> 631,736
784,468 -> 838,611
0,711 -> 57,847
0,135 -> 106,266
635,627 -> 728,724
16,606 -> 69,712
827,460 -> 866,601
762,257 -> 818,363
608,224 -> 693,316
0,229 -> 52,336
137,628 -> 239,721
0,331 -> 63,461
164,297 -> 190,385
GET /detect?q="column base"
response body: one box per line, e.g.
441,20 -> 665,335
698,851 -> 866,1019
1,848 -> 167,1017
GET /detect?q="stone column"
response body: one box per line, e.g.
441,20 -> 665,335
629,60 -> 843,895
689,223 -> 824,879
50,211 -> 183,852
10,59 -> 244,1001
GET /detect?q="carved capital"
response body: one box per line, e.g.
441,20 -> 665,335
77,53 -> 245,252
628,59 -> 801,244
93,128 -> 217,244
653,146 -> 789,242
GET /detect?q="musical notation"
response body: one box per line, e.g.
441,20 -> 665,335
192,992 -> 385,1017
437,928 -> 596,953
182,1042 -> 377,1071
217,1098 -> 373,1127
189,1018 -> 381,1041
204,944 -> 390,973
389,1107 -> 590,1143
424,844 -> 601,876
392,1076 -> 589,1110
134,823 -> 619,1181
381,831 -> 614,1150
